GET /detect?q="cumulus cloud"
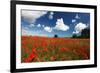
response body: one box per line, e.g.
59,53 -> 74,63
21,10 -> 47,23
22,28 -> 47,36
37,24 -> 41,27
48,12 -> 54,19
29,23 -> 35,27
73,22 -> 87,34
54,18 -> 69,31
42,25 -> 45,28
87,23 -> 90,28
72,19 -> 76,23
22,28 -> 33,36
44,26 -> 52,32
75,14 -> 80,19
71,14 -> 80,24
73,31 -> 79,34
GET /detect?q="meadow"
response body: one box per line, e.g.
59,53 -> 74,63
21,36 -> 90,63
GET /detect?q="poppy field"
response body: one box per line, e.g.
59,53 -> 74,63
21,36 -> 90,63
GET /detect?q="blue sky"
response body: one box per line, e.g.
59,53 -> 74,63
21,10 -> 90,37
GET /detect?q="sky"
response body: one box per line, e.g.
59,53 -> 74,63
21,10 -> 90,37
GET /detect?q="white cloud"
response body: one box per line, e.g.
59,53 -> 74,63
22,28 -> 47,36
37,24 -> 41,27
29,23 -> 35,27
54,18 -> 69,31
75,14 -> 80,19
73,31 -> 79,34
24,26 -> 29,30
73,22 -> 87,34
50,12 -> 54,15
42,25 -> 45,28
72,19 -> 76,23
48,12 -> 54,19
21,10 -> 47,23
87,23 -> 90,28
22,28 -> 33,36
22,26 -> 43,36
44,26 -> 52,32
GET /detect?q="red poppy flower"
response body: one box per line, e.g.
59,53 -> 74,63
32,48 -> 37,53
43,48 -> 48,52
29,53 -> 35,59
60,48 -> 70,52
24,53 -> 36,62
24,58 -> 30,62
50,56 -> 56,61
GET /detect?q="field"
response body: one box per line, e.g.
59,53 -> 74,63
21,36 -> 90,63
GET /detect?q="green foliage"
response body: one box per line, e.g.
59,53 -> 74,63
54,34 -> 58,38
72,28 -> 90,38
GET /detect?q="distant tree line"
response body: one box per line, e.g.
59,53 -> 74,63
53,28 -> 90,38
72,28 -> 90,38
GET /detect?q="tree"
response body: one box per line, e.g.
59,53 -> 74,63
72,34 -> 77,38
72,28 -> 90,38
81,28 -> 90,38
54,34 -> 58,38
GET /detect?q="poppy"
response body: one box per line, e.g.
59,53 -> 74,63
43,48 -> 48,52
32,48 -> 37,53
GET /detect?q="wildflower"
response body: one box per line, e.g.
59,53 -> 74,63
32,48 -> 37,53
60,48 -> 70,52
43,48 -> 48,52
29,53 -> 35,59
50,56 -> 56,61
